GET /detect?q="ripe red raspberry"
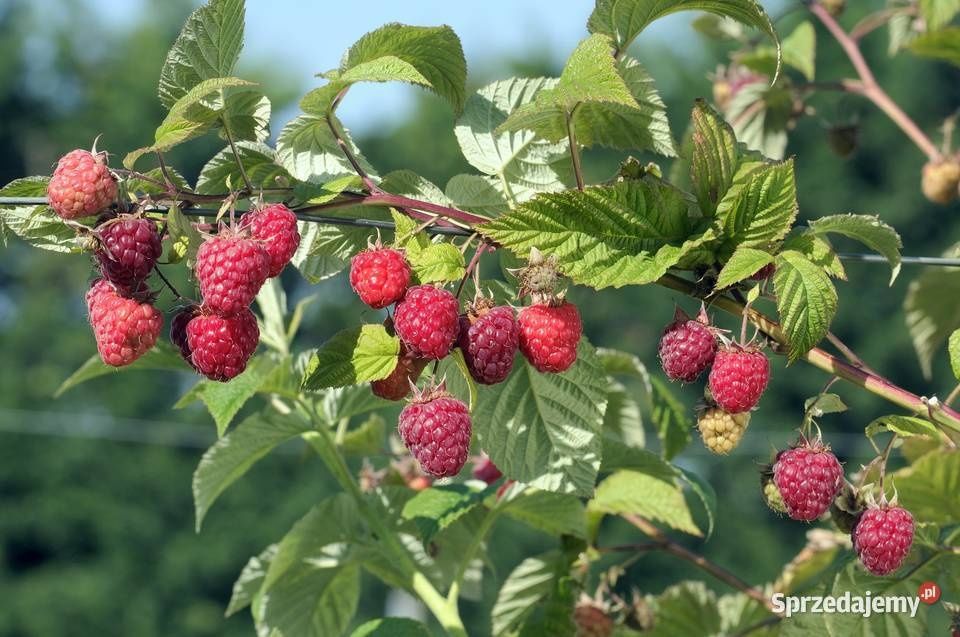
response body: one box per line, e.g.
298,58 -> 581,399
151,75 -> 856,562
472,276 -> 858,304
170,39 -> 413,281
85,279 -> 162,367
658,309 -> 716,382
708,346 -> 770,413
243,204 -> 300,277
573,600 -> 613,637
169,305 -> 200,369
853,505 -> 914,575
95,216 -> 162,286
472,455 -> 502,484
773,440 -> 843,521
459,304 -> 519,384
393,285 -> 460,360
195,231 -> 270,316
47,149 -> 117,220
349,246 -> 412,309
398,385 -> 471,477
518,301 -> 581,373
371,343 -> 429,401
185,308 -> 259,381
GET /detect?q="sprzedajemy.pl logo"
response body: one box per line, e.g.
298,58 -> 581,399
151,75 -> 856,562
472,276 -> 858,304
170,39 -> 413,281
770,582 -> 942,619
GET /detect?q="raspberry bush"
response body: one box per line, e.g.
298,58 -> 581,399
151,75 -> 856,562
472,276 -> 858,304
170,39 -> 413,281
2,0 -> 960,635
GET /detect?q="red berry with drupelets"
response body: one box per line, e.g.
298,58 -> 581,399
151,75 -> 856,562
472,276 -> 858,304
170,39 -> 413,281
393,285 -> 461,360
349,245 -> 412,309
243,203 -> 300,277
518,300 -> 581,373
398,383 -> 472,478
708,345 -> 770,413
48,149 -> 117,220
86,279 -> 162,367
185,307 -> 260,382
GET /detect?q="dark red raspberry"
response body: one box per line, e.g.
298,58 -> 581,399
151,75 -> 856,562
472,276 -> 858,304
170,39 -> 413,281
472,456 -> 502,484
708,345 -> 770,413
86,279 -> 162,367
658,309 -> 717,382
853,505 -> 914,575
170,305 -> 200,369
243,204 -> 300,277
185,308 -> 260,381
458,305 -> 519,384
48,149 -> 117,220
371,343 -> 429,401
195,231 -> 270,316
95,216 -> 162,286
772,439 -> 843,521
398,385 -> 471,477
393,285 -> 460,360
517,301 -> 581,373
350,246 -> 412,309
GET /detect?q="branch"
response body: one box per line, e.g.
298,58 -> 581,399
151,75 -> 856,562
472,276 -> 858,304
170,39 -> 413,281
659,273 -> 960,440
809,1 -> 942,161
624,514 -> 776,612
326,87 -> 379,193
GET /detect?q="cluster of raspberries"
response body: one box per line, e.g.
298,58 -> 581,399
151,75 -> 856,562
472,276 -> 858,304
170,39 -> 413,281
348,244 -> 582,478
171,205 -> 300,381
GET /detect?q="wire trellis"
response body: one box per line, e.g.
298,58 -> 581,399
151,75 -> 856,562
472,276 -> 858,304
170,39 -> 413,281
3,196 -> 960,266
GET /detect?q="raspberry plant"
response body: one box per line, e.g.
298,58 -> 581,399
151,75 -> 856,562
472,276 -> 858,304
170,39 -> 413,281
2,0 -> 960,635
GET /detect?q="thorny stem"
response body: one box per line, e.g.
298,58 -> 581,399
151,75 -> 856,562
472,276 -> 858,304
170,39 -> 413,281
826,331 -> 878,375
945,383 -> 960,407
624,514 -> 776,612
658,272 -> 960,442
849,5 -> 914,41
809,1 -> 942,161
456,242 -> 489,299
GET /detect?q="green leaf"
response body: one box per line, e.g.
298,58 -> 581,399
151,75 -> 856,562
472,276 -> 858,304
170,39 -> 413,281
152,77 -> 257,153
0,175 -> 50,197
55,342 -> 188,397
407,242 -> 465,284
588,469 -> 702,536
909,27 -> 960,67
602,378 -> 646,455
256,279 -> 289,354
402,484 -> 491,544
920,0 -> 960,32
220,90 -> 271,143
276,114 -> 377,183
804,393 -> 847,416
259,562 -> 360,637
649,376 -> 693,461
196,141 -> 292,194
350,618 -> 431,637
483,178 -> 710,289
893,449 -> 960,524
301,325 -> 400,390
454,77 -> 574,203
950,329 -> 960,381
314,385 -> 393,427
491,552 -> 563,636
644,582 -> 722,636
158,0 -> 245,109
782,228 -> 846,280
339,414 -> 386,456
291,218 -> 377,283
726,81 -> 793,159
192,410 -> 313,531
739,21 -> 815,81
226,544 -> 277,617
688,100 -> 761,216
809,214 -> 902,284
0,204 -> 80,253
715,246 -> 774,289
774,250 -> 838,361
445,174 -> 510,216
473,341 -> 607,496
165,205 -> 203,264
905,262 -> 960,378
587,0 -> 780,75
716,159 -> 798,250
175,356 -> 274,437
596,347 -> 648,377
865,415 -> 939,440
496,486 -> 587,538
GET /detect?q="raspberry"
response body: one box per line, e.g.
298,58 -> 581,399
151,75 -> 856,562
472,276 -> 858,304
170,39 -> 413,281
751,263 -> 776,280
95,216 -> 162,287
86,279 -> 162,367
349,246 -> 412,309
47,149 -> 117,220
573,601 -> 613,637
459,305 -> 519,384
707,346 -> 770,413
371,343 -> 429,401
243,204 -> 300,277
518,301 -> 581,373
398,385 -> 471,477
170,305 -> 200,369
472,455 -> 502,484
761,473 -> 787,515
773,440 -> 843,521
185,308 -> 260,381
393,285 -> 461,360
853,505 -> 914,575
697,408 -> 749,454
658,310 -> 716,382
921,159 -> 960,205
195,231 -> 270,316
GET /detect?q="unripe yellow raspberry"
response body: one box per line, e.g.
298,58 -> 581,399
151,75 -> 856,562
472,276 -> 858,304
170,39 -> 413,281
697,407 -> 750,454
921,159 -> 960,205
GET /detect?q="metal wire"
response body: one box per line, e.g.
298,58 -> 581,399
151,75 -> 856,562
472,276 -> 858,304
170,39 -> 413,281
4,196 -> 960,265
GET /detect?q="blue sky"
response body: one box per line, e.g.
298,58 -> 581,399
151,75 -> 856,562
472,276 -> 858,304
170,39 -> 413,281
82,0 -> 783,133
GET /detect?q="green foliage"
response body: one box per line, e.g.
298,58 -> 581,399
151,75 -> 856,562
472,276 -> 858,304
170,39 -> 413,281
774,250 -> 838,361
909,27 -> 960,67
301,325 -> 400,390
808,214 -> 902,284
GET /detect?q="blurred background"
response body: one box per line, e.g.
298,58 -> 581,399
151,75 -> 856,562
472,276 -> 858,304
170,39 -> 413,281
1,0 -> 958,635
